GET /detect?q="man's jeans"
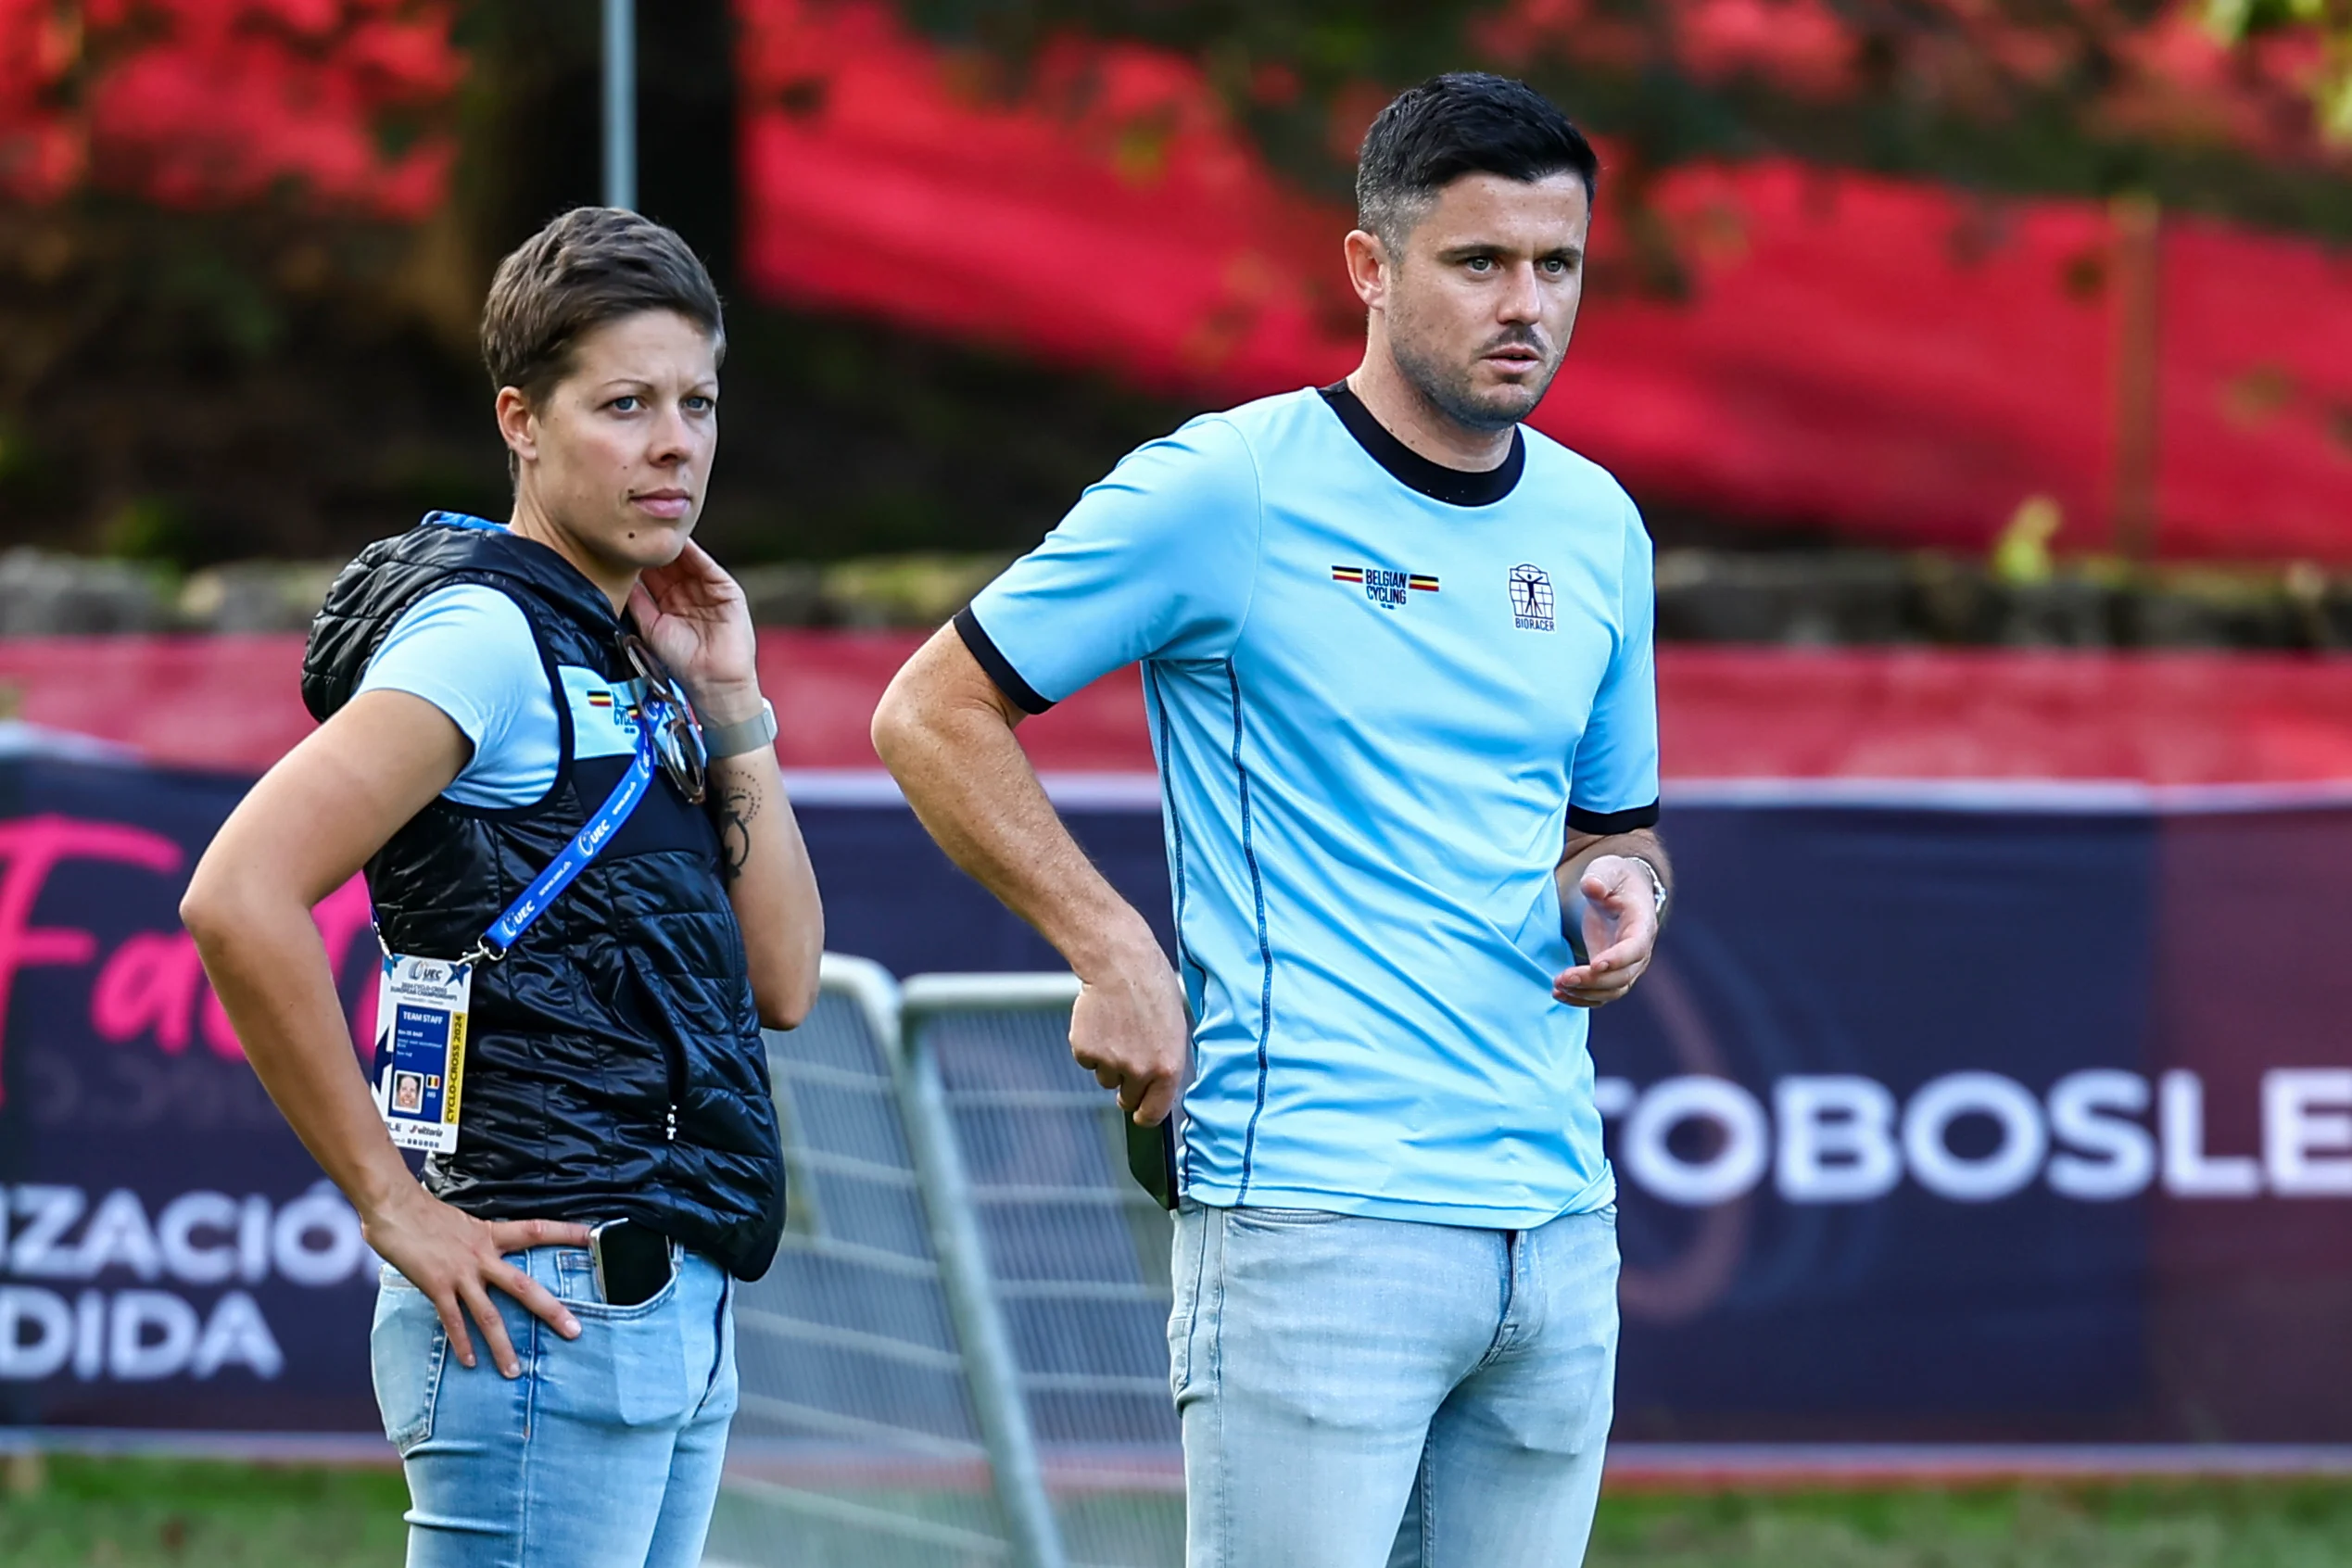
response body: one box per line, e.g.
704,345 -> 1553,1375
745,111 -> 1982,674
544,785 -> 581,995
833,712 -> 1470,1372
1169,1203 -> 1619,1568
372,1245 -> 737,1568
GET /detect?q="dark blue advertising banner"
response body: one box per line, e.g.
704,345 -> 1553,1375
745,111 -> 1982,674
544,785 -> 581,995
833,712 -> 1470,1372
0,757 -> 384,1432
4,752 -> 2350,1440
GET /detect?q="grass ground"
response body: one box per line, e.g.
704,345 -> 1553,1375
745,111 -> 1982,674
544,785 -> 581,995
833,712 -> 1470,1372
1587,1486 -> 2352,1567
1,1454 -> 410,1568
6,1454 -> 2351,1566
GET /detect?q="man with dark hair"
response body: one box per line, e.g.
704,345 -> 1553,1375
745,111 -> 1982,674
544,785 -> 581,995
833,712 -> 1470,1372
875,70 -> 1662,1565
187,206 -> 823,1566
1355,71 -> 1599,252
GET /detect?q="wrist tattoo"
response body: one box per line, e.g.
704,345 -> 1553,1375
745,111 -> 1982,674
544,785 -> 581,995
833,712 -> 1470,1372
716,784 -> 760,883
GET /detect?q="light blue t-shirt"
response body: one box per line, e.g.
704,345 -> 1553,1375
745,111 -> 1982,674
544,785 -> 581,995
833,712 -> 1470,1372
355,580 -> 644,808
962,386 -> 1660,1227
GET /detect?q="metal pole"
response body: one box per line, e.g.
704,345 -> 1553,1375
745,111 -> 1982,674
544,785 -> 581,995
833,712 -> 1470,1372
2108,192 -> 2161,562
602,0 -> 636,210
893,1011 -> 1069,1568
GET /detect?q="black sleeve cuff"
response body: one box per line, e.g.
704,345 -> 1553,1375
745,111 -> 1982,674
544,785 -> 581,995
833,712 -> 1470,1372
954,607 -> 1054,715
1567,799 -> 1662,835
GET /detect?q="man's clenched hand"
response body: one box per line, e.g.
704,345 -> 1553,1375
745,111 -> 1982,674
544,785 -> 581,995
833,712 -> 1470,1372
1070,940 -> 1190,1126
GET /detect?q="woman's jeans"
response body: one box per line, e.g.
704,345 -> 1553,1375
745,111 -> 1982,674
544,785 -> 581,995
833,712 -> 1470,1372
1169,1203 -> 1620,1568
372,1245 -> 738,1568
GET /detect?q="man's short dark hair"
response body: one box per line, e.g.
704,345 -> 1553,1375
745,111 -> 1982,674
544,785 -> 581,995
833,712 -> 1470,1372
1356,73 -> 1598,250
481,207 -> 726,404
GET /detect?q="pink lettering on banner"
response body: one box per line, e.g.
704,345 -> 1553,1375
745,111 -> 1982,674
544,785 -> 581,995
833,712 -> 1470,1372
85,876 -> 379,1066
0,814 -> 380,1096
0,816 -> 184,1106
92,933 -> 205,1054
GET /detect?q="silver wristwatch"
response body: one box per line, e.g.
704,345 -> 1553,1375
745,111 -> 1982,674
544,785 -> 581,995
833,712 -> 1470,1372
702,698 -> 778,759
1625,855 -> 1668,919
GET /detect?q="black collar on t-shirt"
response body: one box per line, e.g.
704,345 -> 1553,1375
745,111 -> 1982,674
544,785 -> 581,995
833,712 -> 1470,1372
1317,382 -> 1524,507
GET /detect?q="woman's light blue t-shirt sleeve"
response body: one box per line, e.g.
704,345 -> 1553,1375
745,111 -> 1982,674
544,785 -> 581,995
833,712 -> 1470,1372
960,415 -> 1262,708
354,584 -> 561,809
1567,496 -> 1662,827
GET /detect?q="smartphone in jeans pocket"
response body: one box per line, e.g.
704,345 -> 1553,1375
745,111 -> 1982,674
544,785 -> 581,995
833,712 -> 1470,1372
590,1220 -> 673,1307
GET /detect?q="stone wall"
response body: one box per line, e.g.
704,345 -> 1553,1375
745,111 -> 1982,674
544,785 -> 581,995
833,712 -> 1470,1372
6,546 -> 2350,649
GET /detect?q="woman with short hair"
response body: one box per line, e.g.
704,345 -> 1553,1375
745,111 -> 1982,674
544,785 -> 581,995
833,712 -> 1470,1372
186,206 -> 821,1567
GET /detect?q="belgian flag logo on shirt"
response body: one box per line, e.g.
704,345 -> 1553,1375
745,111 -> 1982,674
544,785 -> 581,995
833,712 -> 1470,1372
584,686 -> 638,727
1334,564 -> 1439,610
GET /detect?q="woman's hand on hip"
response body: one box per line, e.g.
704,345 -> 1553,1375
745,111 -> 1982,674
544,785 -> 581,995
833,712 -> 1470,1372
363,1184 -> 590,1378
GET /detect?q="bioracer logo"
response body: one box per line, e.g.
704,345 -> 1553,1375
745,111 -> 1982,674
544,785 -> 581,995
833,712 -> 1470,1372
1510,563 -> 1556,631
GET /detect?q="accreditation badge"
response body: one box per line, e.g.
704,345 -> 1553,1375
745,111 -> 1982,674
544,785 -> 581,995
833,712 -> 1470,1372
373,953 -> 473,1154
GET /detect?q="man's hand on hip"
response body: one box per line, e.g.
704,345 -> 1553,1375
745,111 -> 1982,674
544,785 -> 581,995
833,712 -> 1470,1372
1070,938 -> 1190,1126
1552,854 -> 1660,1008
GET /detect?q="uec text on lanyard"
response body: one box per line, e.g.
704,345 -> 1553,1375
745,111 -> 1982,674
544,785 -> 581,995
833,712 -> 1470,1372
372,698 -> 673,1154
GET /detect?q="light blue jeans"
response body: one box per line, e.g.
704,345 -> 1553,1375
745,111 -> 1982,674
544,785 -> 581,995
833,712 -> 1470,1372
371,1245 -> 738,1568
1169,1203 -> 1619,1568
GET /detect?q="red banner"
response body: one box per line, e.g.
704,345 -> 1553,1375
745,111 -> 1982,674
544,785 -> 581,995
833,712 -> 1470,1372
6,635 -> 2352,787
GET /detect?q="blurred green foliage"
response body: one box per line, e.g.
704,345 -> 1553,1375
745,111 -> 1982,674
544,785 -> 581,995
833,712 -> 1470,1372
693,310 -> 1191,565
2205,0 -> 2352,141
903,0 -> 2352,240
0,186 -> 1190,570
0,198 -> 508,569
0,0 -> 1195,572
12,0 -> 2350,573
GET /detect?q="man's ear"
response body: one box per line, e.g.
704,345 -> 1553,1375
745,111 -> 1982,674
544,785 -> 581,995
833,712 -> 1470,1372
1343,228 -> 1390,310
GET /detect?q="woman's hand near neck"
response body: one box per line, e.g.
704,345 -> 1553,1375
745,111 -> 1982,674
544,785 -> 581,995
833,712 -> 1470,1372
629,542 -> 764,726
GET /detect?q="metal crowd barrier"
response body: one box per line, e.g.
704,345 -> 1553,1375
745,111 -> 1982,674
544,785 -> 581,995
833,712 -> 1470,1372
912,976 -> 1183,1568
709,956 -> 1180,1568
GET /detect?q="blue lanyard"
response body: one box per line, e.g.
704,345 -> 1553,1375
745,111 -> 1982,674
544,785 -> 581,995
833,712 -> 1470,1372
466,699 -> 667,963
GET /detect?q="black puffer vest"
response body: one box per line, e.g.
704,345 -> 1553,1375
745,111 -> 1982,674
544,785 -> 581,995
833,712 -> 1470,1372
304,515 -> 785,1280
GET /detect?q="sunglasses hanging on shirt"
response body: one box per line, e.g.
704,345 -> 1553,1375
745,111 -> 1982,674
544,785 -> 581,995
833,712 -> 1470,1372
619,632 -> 709,806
